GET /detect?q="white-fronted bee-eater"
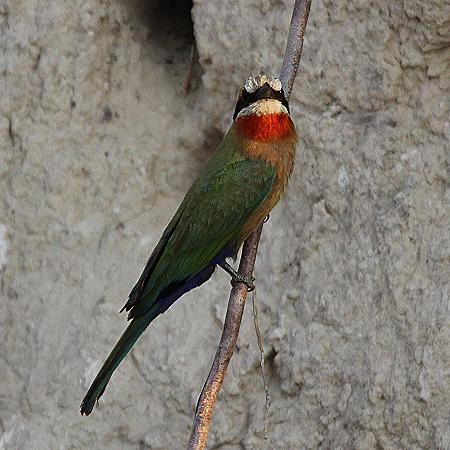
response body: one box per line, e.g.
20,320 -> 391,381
81,74 -> 297,415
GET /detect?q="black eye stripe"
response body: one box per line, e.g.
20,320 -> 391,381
233,82 -> 290,120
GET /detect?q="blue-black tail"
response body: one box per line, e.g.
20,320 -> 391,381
80,265 -> 216,415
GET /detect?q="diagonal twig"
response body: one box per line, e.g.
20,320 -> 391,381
251,288 -> 270,439
187,2 -> 312,448
280,0 -> 312,101
187,227 -> 263,450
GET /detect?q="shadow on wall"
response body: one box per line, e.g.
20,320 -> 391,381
121,0 -> 227,171
126,0 -> 195,54
123,0 -> 226,167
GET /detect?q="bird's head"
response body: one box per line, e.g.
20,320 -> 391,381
233,74 -> 290,120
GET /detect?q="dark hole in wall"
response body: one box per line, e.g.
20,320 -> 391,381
126,0 -> 219,160
126,0 -> 200,92
127,0 -> 195,55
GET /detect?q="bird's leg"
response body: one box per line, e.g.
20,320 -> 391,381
219,261 -> 255,292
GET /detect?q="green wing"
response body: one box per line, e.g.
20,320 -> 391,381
123,203 -> 187,312
157,158 -> 275,276
125,138 -> 276,319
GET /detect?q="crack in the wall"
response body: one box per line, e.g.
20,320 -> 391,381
7,116 -> 14,147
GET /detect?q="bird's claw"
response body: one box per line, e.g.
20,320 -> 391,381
231,273 -> 255,292
219,261 -> 255,291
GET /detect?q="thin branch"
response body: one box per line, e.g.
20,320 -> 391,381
280,0 -> 312,101
251,288 -> 270,439
187,226 -> 263,450
187,1 -> 312,448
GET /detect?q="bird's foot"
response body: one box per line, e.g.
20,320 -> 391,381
232,272 -> 256,292
219,261 -> 255,292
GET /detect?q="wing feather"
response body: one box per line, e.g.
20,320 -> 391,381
121,201 -> 188,312
127,158 -> 275,319
123,122 -> 277,320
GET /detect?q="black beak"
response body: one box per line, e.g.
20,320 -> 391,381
254,83 -> 278,101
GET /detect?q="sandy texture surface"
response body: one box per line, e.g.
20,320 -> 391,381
1,0 -> 449,448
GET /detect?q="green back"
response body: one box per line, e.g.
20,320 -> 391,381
126,128 -> 276,318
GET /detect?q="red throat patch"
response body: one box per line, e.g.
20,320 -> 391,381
235,113 -> 293,141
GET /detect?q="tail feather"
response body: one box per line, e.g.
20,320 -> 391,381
80,309 -> 159,416
81,264 -> 219,416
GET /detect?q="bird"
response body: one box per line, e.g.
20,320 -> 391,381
80,73 -> 298,415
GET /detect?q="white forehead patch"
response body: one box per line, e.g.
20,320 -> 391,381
244,74 -> 282,93
237,98 -> 289,118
